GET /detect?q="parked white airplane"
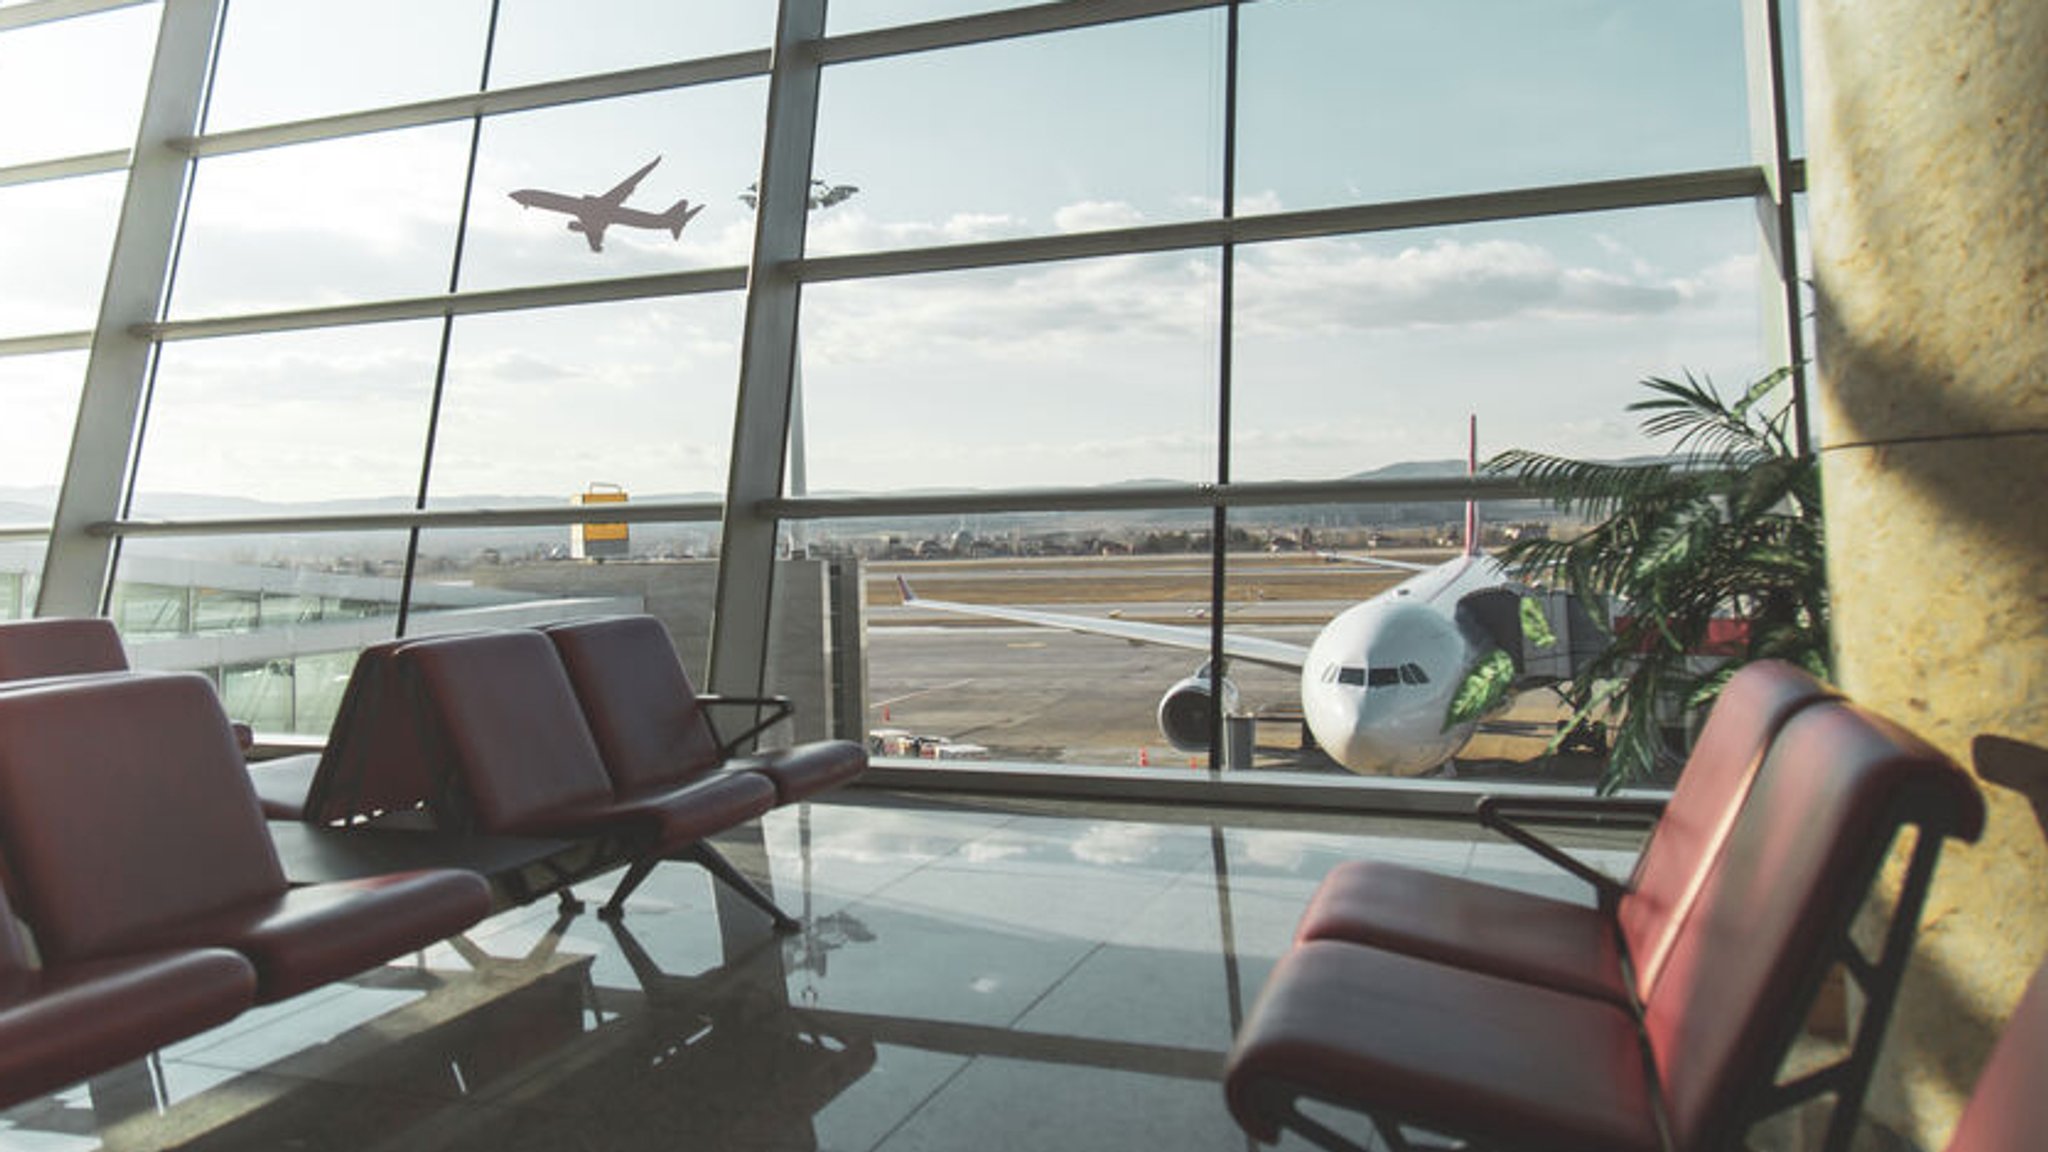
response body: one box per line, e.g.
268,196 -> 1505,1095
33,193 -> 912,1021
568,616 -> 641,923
509,157 -> 705,253
897,421 -> 1571,776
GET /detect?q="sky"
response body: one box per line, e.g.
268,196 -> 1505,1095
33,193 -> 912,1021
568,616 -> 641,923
0,0 -> 1803,508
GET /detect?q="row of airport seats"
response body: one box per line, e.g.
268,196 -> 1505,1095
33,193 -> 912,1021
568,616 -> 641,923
0,613 -> 865,1105
0,614 -> 868,923
0,669 -> 493,1110
264,615 -> 869,923
1223,660 -> 1993,1152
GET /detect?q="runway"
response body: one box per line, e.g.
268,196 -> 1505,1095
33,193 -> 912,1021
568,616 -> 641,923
860,553 -> 1601,784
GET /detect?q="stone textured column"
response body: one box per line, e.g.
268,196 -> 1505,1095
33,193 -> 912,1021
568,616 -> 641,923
1804,2 -> 2048,1148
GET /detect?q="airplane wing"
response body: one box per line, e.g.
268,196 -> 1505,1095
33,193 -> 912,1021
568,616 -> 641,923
600,157 -> 662,206
1313,550 -> 1438,573
897,579 -> 1309,672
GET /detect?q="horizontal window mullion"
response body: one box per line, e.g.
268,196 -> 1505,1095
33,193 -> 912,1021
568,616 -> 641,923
173,49 -> 773,159
134,267 -> 748,342
815,0 -> 1224,65
765,475 -> 1544,522
94,499 -> 726,539
793,165 -> 1784,285
0,150 -> 128,189
0,0 -> 148,33
0,331 -> 92,358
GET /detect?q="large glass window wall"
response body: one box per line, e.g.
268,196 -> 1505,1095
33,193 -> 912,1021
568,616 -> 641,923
15,0 -> 1808,805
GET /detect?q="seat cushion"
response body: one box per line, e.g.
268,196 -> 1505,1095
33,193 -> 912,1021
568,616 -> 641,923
1225,940 -> 1660,1152
97,870 -> 492,1003
522,771 -> 776,853
0,947 -> 256,1108
1294,858 -> 1629,1005
728,741 -> 867,805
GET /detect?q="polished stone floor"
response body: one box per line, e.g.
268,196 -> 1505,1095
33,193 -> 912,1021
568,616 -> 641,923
0,792 -> 1638,1152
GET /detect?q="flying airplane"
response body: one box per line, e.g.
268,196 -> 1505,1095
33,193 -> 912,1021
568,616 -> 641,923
508,157 -> 705,253
895,420 -> 1595,777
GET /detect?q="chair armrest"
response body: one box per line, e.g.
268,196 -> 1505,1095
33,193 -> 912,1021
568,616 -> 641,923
1474,795 -> 1665,910
697,694 -> 796,755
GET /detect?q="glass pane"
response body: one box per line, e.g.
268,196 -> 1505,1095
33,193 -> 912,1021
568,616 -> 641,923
0,5 -> 157,166
862,514 -> 1245,772
111,533 -> 414,735
1230,201 -> 1774,482
808,11 -> 1223,257
411,524 -> 724,673
1217,509 -> 1585,784
798,252 -> 1221,494
1237,0 -> 1750,214
204,0 -> 490,132
0,352 -> 85,501
427,295 -> 744,505
0,543 -> 44,621
459,82 -> 766,292
0,172 -> 126,338
128,321 -> 443,511
1776,0 -> 1807,159
170,125 -> 473,317
488,0 -> 775,88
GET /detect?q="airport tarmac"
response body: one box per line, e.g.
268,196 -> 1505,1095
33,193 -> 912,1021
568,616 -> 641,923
860,552 -> 1604,785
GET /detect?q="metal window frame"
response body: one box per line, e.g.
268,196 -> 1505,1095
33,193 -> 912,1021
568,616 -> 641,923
9,0 -> 1812,807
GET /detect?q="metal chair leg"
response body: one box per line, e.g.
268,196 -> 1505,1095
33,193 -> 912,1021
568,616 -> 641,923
688,843 -> 800,933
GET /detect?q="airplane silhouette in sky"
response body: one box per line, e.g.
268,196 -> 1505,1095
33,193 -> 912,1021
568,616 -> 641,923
509,157 -> 704,253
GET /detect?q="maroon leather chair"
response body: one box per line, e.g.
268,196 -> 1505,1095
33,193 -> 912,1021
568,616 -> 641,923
541,615 -> 867,806
1,883 -> 256,1110
0,672 -> 492,1004
1224,694 -> 1984,1152
0,615 -> 270,791
1948,955 -> 2048,1152
389,630 -> 784,925
1295,659 -> 1838,1005
0,616 -> 130,680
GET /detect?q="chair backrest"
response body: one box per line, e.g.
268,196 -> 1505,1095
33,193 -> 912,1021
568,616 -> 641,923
543,616 -> 723,796
0,618 -> 129,681
0,673 -> 286,965
1948,956 -> 2048,1152
1642,698 -> 1984,1151
301,638 -> 439,824
1616,660 -> 1839,999
394,630 -> 619,834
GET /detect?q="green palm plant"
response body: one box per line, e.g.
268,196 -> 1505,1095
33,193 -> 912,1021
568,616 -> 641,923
1487,367 -> 1829,792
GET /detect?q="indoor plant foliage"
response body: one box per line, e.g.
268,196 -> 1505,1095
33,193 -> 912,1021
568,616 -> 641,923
1487,368 -> 1829,792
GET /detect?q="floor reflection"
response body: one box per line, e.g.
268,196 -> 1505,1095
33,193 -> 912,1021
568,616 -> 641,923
0,794 -> 1640,1152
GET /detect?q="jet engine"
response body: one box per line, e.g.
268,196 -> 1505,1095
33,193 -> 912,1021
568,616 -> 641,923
1155,663 -> 1240,752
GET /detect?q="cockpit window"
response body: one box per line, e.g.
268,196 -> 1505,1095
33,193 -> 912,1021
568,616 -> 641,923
1336,666 -> 1365,686
1367,667 -> 1400,687
1400,663 -> 1429,685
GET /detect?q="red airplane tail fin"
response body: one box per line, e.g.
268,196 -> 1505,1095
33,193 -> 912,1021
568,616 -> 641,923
1464,414 -> 1480,556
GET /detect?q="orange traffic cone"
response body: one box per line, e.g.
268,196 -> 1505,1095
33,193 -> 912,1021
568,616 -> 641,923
1138,748 -> 1150,767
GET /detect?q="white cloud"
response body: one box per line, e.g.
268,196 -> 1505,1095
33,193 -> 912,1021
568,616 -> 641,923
1053,200 -> 1148,233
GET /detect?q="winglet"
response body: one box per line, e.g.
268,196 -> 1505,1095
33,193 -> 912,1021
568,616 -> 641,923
1464,414 -> 1480,556
896,575 -> 918,603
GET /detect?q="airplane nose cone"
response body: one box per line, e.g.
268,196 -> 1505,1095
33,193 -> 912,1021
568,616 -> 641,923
1301,600 -> 1476,777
